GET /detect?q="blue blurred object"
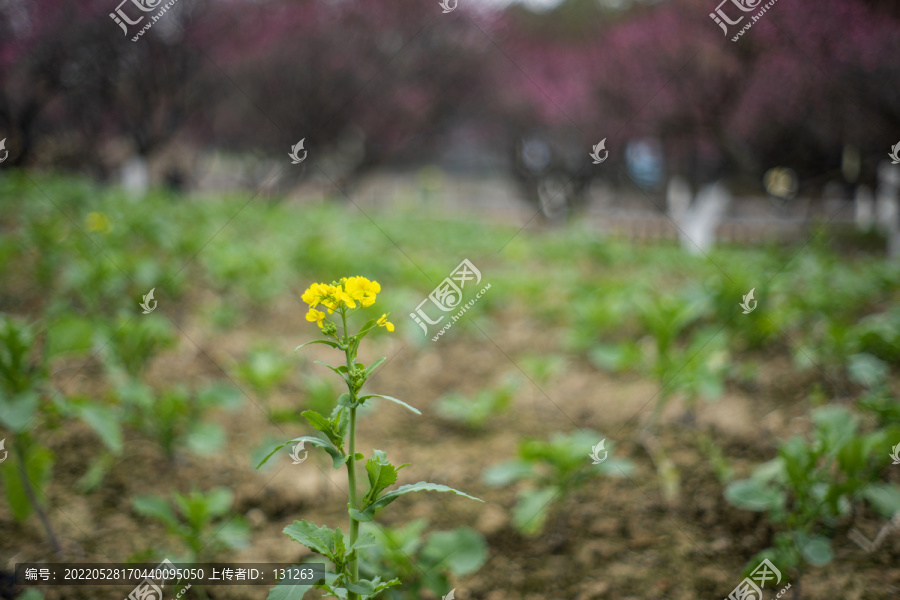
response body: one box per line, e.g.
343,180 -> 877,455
625,138 -> 664,189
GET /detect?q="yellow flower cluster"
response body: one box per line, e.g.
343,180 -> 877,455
301,277 -> 393,331
85,211 -> 112,234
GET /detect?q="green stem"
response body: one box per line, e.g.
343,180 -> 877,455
14,437 -> 62,556
348,406 -> 360,593
341,309 -> 361,600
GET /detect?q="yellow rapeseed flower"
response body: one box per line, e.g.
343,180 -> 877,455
306,308 -> 326,328
85,211 -> 112,234
320,284 -> 356,313
301,283 -> 330,308
345,276 -> 381,307
377,314 -> 394,332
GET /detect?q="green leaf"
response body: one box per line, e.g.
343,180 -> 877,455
421,527 -> 488,576
861,483 -> 900,519
284,521 -> 344,564
72,401 -> 123,455
358,394 -> 421,415
217,518 -> 251,549
359,577 -> 401,600
185,422 -> 227,456
482,461 -> 533,487
512,486 -> 558,535
264,583 -> 313,600
197,383 -> 244,411
302,410 -> 343,449
16,589 -> 43,600
257,436 -> 344,469
332,405 -> 350,439
0,391 -> 39,433
46,315 -> 95,359
133,495 -> 179,530
302,409 -> 331,431
349,532 -> 378,553
363,450 -> 407,504
345,580 -> 375,595
351,482 -> 482,522
355,318 -> 380,343
296,340 -> 340,351
337,393 -> 358,408
796,532 -> 833,567
1,443 -> 54,521
77,452 -> 115,493
588,342 -> 638,373
365,357 -> 386,378
598,457 -> 636,478
811,405 -> 858,454
724,479 -> 785,512
314,360 -> 348,376
202,487 -> 234,518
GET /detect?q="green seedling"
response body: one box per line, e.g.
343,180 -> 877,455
0,315 -> 60,553
133,486 -> 250,600
117,379 -> 238,460
102,314 -> 177,378
518,354 -> 566,385
436,377 -> 519,430
724,405 -> 900,592
258,277 -> 482,600
847,353 -> 900,427
235,346 -> 294,401
483,430 -> 633,535
358,519 -> 487,600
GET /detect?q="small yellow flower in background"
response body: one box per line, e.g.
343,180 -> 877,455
306,308 -> 326,328
345,276 -> 381,307
377,314 -> 394,332
85,211 -> 112,234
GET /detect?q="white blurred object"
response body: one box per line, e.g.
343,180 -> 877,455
854,185 -> 874,231
666,175 -> 692,223
876,161 -> 900,257
121,156 -> 149,200
669,177 -> 730,255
